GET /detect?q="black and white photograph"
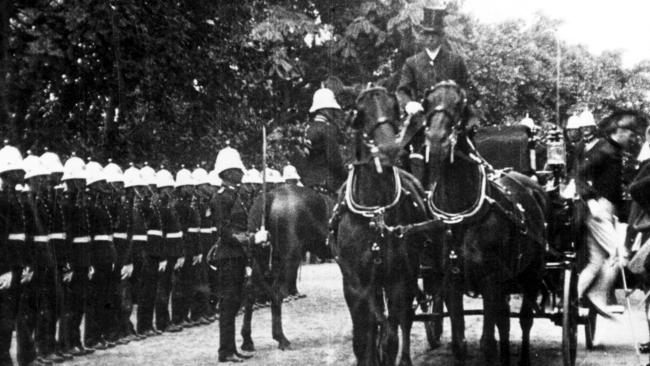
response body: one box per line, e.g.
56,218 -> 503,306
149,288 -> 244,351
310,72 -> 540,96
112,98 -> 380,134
0,0 -> 649,365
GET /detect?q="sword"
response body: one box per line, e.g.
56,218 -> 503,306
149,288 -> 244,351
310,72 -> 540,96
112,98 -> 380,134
261,123 -> 267,233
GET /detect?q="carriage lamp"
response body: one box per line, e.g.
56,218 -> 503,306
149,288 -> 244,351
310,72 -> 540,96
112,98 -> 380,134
546,130 -> 566,167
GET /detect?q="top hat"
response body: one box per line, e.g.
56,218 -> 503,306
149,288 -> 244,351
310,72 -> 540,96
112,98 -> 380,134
418,7 -> 447,35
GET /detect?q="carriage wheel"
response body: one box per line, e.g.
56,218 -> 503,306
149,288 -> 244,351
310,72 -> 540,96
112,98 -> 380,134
424,295 -> 444,350
562,267 -> 578,366
584,307 -> 597,349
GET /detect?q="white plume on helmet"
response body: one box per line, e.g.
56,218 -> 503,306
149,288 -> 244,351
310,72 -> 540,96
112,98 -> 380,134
156,168 -> 175,188
85,161 -> 105,186
23,153 -> 50,179
61,155 -> 86,181
191,167 -> 210,186
103,161 -> 124,184
40,151 -> 64,174
123,165 -> 145,188
140,163 -> 157,186
309,88 -> 341,113
282,164 -> 301,181
0,144 -> 24,174
214,146 -> 246,175
175,167 -> 194,188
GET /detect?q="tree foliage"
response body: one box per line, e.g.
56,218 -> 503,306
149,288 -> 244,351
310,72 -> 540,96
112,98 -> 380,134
0,0 -> 648,169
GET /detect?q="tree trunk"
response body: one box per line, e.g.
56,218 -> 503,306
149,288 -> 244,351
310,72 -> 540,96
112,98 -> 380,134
0,0 -> 12,140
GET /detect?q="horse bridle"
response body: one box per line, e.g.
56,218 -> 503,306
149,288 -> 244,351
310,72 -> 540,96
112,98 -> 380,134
422,81 -> 468,163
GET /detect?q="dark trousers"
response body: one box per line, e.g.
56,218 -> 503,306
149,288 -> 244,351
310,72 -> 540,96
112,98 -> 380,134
59,267 -> 87,351
155,258 -> 175,331
0,270 -> 19,366
137,255 -> 159,333
206,253 -> 219,316
108,267 -> 134,340
171,257 -> 193,324
217,257 -> 246,358
190,258 -> 210,320
85,264 -> 114,346
17,266 -> 57,365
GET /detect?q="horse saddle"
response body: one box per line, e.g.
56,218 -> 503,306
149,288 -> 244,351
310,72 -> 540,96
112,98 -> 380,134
487,171 -> 547,247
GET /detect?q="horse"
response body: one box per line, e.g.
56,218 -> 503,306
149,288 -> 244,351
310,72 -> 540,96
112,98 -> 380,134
239,177 -> 332,351
416,81 -> 549,366
331,86 -> 428,366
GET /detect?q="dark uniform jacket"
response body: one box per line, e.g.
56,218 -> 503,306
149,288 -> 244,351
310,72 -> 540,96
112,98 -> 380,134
62,192 -> 91,268
111,194 -> 132,267
175,196 -> 201,257
142,194 -> 163,258
630,160 -> 650,213
577,137 -> 624,214
301,115 -> 347,193
129,195 -> 148,262
47,189 -> 67,267
197,193 -> 216,254
397,46 -> 469,101
87,195 -> 117,266
212,185 -> 248,261
25,193 -> 55,268
160,197 -> 184,259
0,189 -> 25,273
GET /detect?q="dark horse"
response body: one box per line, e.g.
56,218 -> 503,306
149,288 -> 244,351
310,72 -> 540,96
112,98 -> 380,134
332,86 -> 428,366
419,81 -> 548,366
240,180 -> 332,350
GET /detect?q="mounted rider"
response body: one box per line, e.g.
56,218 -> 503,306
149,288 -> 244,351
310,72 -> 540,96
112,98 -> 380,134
300,88 -> 348,194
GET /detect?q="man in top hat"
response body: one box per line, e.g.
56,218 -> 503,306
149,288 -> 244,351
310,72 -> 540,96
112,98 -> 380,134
577,110 -> 646,317
301,88 -> 348,194
396,6 -> 470,113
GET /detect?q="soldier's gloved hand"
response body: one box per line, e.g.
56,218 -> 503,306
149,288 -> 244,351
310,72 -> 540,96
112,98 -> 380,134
233,232 -> 249,243
62,271 -> 73,283
0,271 -> 13,290
245,266 -> 252,277
158,260 -> 167,272
254,230 -> 269,245
88,266 -> 95,280
405,101 -> 424,115
174,257 -> 185,270
121,263 -> 134,280
21,267 -> 33,284
192,254 -> 202,266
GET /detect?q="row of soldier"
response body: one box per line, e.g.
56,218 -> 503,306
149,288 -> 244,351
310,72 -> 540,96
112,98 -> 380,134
0,143 -> 296,365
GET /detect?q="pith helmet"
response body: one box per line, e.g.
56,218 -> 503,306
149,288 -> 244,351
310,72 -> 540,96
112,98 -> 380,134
565,113 -> 581,130
518,114 -> 537,130
214,146 -> 246,175
309,88 -> 341,113
61,155 -> 85,181
242,168 -> 262,184
265,168 -> 284,184
123,165 -> 145,188
40,150 -> 64,174
578,108 -> 596,128
140,163 -> 157,186
192,167 -> 210,186
85,160 -> 105,186
282,164 -> 301,181
0,144 -> 24,174
175,167 -> 194,188
208,169 -> 222,186
103,161 -> 124,184
156,168 -> 175,188
24,153 -> 49,179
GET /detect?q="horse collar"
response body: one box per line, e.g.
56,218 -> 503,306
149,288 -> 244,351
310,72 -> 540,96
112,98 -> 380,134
344,166 -> 402,219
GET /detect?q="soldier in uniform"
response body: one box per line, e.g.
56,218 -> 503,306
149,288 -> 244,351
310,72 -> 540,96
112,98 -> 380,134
206,169 -> 222,316
84,160 -> 118,350
577,110 -> 645,317
18,152 -> 63,365
59,154 -> 94,357
301,88 -> 347,194
39,150 -> 72,361
282,164 -> 302,186
212,146 -> 259,363
0,144 -> 26,366
171,167 -> 205,327
154,168 -> 184,333
137,164 -> 166,336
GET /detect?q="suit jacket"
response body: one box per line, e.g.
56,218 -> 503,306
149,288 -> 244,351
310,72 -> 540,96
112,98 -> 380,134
397,47 -> 469,101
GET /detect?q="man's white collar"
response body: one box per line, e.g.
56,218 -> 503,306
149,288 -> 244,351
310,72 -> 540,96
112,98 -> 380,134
426,46 -> 441,62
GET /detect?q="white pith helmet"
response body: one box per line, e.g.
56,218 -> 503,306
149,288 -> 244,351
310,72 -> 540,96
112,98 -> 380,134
85,160 -> 105,186
103,160 -> 124,184
309,88 -> 341,113
0,143 -> 24,174
156,168 -> 175,188
192,167 -> 210,186
214,145 -> 246,175
61,154 -> 85,181
40,150 -> 64,174
140,163 -> 157,186
175,166 -> 194,188
282,164 -> 301,181
123,164 -> 145,188
23,152 -> 49,179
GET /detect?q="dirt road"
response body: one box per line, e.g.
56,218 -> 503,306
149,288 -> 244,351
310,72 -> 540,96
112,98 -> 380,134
59,263 -> 647,366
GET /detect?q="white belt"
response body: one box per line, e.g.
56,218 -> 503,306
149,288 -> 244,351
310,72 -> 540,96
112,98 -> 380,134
93,234 -> 113,241
113,232 -> 128,239
409,153 -> 424,160
73,236 -> 91,244
49,233 -> 66,240
188,228 -> 200,233
166,232 -> 183,239
8,233 -> 26,241
200,228 -> 213,234
147,230 -> 163,237
34,235 -> 49,243
133,235 -> 148,242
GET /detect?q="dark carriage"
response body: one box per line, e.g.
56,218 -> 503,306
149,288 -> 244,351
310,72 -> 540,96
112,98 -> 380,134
411,122 -> 595,366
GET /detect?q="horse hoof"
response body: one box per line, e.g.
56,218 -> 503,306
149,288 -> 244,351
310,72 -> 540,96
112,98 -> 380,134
278,340 -> 291,350
241,342 -> 255,352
